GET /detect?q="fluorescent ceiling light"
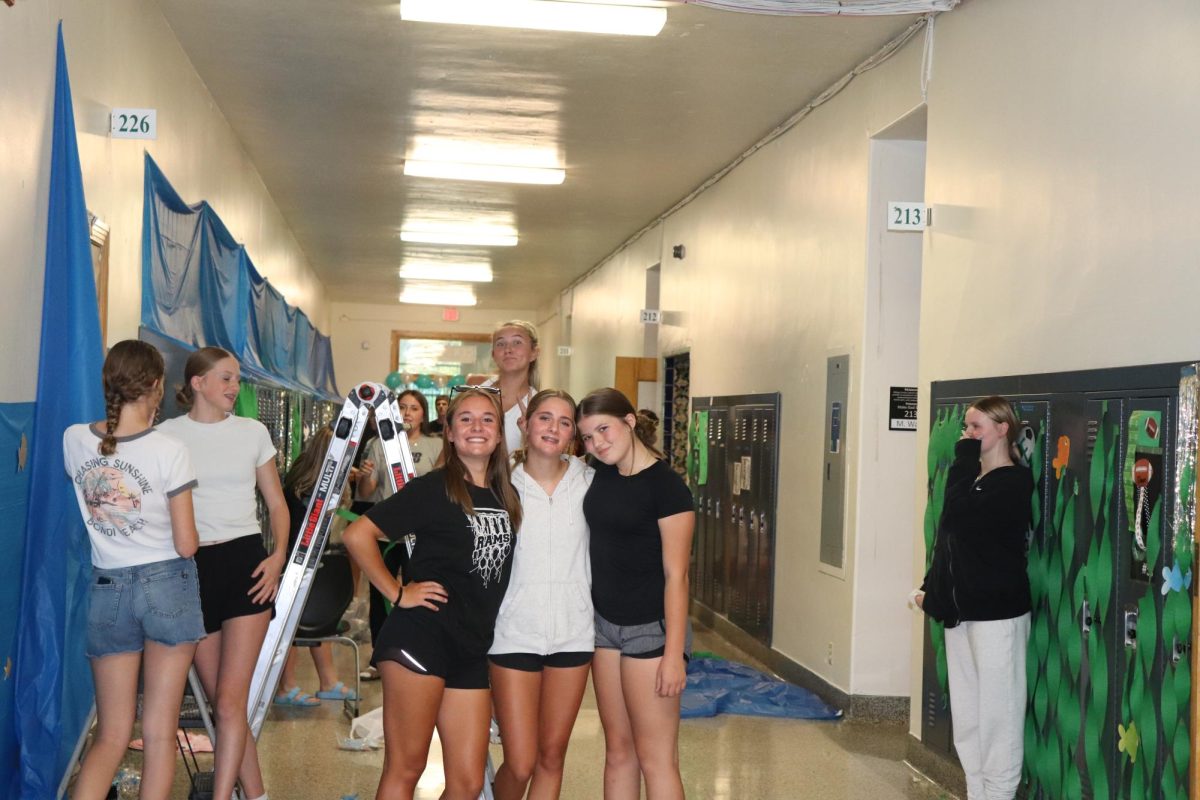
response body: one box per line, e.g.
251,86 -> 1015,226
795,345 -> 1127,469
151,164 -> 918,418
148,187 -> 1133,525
399,283 -> 478,306
400,223 -> 518,247
400,0 -> 667,37
399,262 -> 495,282
404,160 -> 565,185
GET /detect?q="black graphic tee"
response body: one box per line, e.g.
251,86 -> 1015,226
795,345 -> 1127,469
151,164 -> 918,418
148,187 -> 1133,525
366,469 -> 515,655
584,459 -> 694,626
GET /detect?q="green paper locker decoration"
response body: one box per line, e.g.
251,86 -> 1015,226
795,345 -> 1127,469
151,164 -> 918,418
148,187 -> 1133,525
920,363 -> 1199,799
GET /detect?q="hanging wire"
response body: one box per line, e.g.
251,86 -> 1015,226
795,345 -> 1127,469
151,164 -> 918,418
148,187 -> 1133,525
921,12 -> 936,102
682,0 -> 959,15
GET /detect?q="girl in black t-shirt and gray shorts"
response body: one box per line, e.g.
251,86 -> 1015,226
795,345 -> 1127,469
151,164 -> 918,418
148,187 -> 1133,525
577,388 -> 695,800
343,388 -> 522,799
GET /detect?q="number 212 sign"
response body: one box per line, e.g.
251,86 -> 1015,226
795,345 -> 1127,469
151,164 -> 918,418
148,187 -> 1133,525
110,108 -> 157,140
887,201 -> 927,231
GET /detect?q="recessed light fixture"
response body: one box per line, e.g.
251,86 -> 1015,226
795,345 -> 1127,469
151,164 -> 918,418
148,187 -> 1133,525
399,283 -> 478,306
399,262 -> 494,282
400,0 -> 667,37
404,160 -> 565,185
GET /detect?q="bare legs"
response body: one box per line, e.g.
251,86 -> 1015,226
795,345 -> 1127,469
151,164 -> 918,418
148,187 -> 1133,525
376,662 -> 491,800
72,642 -> 196,800
490,663 -> 590,800
193,611 -> 271,800
592,649 -> 684,800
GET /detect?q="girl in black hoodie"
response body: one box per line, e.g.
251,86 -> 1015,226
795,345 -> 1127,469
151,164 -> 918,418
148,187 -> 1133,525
919,395 -> 1033,800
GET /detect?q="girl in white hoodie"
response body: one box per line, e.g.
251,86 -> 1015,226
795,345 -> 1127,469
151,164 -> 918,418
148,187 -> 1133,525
489,389 -> 595,800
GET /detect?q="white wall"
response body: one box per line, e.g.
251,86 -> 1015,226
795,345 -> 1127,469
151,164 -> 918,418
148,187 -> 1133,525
565,42 -> 927,692
0,0 -> 329,402
851,136 -> 924,697
331,302 -> 540,391
907,0 -> 1200,735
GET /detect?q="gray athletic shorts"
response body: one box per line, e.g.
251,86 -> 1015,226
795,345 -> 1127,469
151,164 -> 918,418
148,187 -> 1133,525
594,611 -> 693,661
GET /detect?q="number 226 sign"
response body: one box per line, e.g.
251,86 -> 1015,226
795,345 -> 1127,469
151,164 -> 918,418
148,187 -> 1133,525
110,108 -> 157,140
887,201 -> 927,231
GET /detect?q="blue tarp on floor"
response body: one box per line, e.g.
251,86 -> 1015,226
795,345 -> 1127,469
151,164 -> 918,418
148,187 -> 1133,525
681,658 -> 843,721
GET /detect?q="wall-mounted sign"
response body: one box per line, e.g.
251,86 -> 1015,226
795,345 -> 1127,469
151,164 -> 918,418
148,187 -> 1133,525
887,201 -> 927,231
556,345 -> 573,356
110,108 -> 157,140
889,386 -> 918,431
829,401 -> 842,453
640,309 -> 661,324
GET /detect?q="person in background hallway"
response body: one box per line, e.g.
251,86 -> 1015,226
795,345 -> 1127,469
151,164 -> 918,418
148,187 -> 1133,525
63,340 -> 203,800
576,388 -> 694,800
916,395 -> 1033,800
485,320 -> 540,454
429,394 -> 449,435
343,388 -> 520,800
356,389 -> 445,682
490,389 -> 595,800
158,347 -> 288,800
274,425 -> 357,706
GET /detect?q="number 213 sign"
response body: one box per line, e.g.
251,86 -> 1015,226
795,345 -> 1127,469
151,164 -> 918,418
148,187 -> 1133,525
887,201 -> 927,231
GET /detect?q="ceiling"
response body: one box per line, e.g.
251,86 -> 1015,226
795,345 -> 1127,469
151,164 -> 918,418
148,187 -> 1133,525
156,1 -> 920,310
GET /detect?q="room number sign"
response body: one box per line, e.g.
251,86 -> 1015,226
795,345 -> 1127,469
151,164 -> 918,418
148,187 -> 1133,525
110,108 -> 157,140
887,201 -> 927,231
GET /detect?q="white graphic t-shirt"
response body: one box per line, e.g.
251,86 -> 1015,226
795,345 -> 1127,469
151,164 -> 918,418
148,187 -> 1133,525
63,424 -> 197,569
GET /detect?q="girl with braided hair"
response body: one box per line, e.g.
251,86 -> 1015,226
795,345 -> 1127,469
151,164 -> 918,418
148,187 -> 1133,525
158,347 -> 289,800
62,339 -> 203,800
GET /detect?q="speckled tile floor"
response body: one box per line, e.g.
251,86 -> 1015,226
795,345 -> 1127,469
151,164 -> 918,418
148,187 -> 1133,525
98,621 -> 955,799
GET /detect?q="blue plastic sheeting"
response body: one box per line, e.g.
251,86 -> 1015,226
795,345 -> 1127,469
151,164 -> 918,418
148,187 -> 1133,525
681,658 -> 843,721
0,403 -> 34,791
9,25 -> 107,798
141,153 -> 339,399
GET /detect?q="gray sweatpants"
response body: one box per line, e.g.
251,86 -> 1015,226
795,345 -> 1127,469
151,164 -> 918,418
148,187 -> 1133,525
945,613 -> 1030,800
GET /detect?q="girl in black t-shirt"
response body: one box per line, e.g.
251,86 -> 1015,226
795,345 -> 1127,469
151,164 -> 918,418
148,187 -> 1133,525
343,388 -> 522,799
577,388 -> 695,800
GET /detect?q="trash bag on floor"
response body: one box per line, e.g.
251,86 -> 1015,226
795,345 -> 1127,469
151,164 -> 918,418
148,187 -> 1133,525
681,658 -> 843,720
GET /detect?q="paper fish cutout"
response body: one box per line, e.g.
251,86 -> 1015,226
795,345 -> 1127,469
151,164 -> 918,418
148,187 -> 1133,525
17,434 -> 27,472
1052,435 -> 1070,479
1161,563 -> 1192,596
1118,722 -> 1140,763
3,657 -> 10,680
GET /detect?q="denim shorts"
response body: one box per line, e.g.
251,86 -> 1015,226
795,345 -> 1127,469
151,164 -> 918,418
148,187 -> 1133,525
87,557 -> 206,658
594,611 -> 693,661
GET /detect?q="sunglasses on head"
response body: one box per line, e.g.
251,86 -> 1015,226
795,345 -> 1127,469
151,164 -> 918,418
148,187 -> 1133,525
450,385 -> 501,396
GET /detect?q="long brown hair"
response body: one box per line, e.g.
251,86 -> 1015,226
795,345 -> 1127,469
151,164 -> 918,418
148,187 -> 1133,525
442,388 -> 522,531
175,346 -> 235,410
100,340 -> 165,456
396,389 -> 431,436
283,426 -> 334,499
577,387 -> 662,458
512,388 -> 579,465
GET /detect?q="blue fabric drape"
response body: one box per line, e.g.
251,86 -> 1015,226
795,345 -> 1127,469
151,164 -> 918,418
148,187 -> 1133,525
10,25 -> 106,798
141,154 -> 338,399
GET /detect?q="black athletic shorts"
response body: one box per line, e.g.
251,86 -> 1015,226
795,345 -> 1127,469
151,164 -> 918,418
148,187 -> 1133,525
372,610 -> 489,690
488,651 -> 594,672
194,534 -> 276,634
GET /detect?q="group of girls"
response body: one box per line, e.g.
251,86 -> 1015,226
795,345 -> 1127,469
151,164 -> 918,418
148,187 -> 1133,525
341,319 -> 697,800
64,317 -> 697,800
66,342 -> 291,800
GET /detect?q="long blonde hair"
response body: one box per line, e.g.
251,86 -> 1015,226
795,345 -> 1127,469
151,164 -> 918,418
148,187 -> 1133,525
512,388 -> 580,465
442,388 -> 523,531
283,426 -> 334,499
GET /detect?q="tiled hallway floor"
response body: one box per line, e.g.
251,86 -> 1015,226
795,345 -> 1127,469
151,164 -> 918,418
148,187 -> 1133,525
114,622 -> 956,799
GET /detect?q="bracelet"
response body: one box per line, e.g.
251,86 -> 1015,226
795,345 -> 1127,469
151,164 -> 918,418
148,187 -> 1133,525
393,586 -> 402,605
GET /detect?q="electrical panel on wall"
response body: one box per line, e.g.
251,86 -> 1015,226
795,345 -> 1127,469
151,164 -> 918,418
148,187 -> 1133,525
689,393 -> 781,646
